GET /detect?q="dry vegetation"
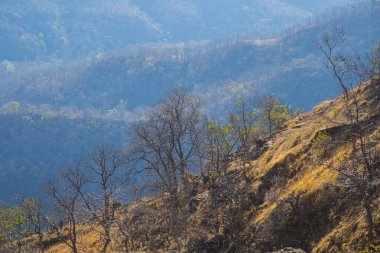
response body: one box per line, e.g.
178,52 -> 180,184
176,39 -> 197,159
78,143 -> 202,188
1,34 -> 379,252
35,78 -> 379,253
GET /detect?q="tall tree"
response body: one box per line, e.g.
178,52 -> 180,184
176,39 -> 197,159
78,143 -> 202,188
131,88 -> 204,197
130,88 -> 204,245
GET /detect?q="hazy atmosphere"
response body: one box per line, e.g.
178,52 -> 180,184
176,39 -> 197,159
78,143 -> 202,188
0,1 -> 379,252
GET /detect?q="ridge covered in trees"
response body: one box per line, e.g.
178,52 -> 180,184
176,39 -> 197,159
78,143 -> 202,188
0,36 -> 379,252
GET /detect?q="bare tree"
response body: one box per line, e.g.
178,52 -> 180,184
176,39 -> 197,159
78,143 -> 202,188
131,88 -> 204,198
114,203 -> 163,252
45,165 -> 87,253
317,29 -> 380,243
130,88 -> 204,247
79,145 -> 128,253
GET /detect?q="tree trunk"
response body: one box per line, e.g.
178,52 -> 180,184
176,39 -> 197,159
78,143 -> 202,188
72,244 -> 79,253
102,234 -> 111,253
364,200 -> 374,243
38,233 -> 44,253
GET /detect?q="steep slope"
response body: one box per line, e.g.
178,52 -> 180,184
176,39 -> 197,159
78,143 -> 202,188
249,78 -> 380,251
2,3 -> 379,205
41,79 -> 380,252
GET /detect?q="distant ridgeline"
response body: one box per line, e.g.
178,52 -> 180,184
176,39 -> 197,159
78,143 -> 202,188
0,0 -> 358,61
0,2 -> 379,114
0,1 -> 379,203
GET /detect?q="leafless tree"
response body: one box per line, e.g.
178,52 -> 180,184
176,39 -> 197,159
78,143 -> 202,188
131,88 -> 203,194
317,29 -> 380,243
45,165 -> 88,253
79,145 -> 128,253
114,203 -> 163,252
130,88 -> 205,247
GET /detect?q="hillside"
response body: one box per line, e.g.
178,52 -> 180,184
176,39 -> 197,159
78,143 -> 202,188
0,2 -> 379,204
2,2 -> 379,113
0,0 -> 358,61
41,78 -> 380,252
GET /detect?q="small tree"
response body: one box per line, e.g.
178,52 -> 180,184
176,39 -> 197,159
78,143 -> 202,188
202,97 -> 261,179
0,205 -> 28,252
203,122 -> 238,178
45,165 -> 87,253
20,198 -> 45,253
230,97 -> 260,150
0,198 -> 45,253
80,145 -> 128,253
367,41 -> 380,78
260,96 -> 290,135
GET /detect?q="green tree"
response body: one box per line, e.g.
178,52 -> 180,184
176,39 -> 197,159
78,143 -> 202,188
230,97 -> 261,150
261,96 -> 290,135
0,198 -> 42,252
203,122 -> 239,178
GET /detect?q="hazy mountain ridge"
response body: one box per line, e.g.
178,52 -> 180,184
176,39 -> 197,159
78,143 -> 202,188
1,2 -> 378,114
0,0 -> 359,61
0,1 -> 378,203
0,1 -> 379,251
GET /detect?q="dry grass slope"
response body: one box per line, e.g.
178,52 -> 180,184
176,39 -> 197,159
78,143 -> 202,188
43,79 -> 380,252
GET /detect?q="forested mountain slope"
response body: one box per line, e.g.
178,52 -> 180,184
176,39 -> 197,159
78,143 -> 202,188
0,0 -> 358,61
43,78 -> 380,253
0,2 -> 379,203
1,2 -> 379,115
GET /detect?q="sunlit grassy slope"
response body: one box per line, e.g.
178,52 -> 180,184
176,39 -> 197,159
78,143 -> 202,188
43,78 -> 380,252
